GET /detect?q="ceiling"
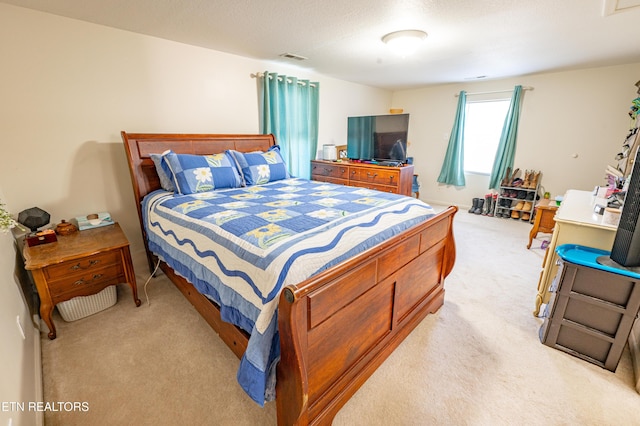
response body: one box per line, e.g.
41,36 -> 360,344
3,0 -> 640,90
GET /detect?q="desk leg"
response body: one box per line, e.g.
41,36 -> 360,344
534,229 -> 560,316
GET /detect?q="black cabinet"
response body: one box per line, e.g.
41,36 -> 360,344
540,244 -> 640,371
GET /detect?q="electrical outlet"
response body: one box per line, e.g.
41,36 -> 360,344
16,315 -> 25,340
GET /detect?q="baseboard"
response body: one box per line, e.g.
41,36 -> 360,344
629,319 -> 640,394
33,314 -> 44,426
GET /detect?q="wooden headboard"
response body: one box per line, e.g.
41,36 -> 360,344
121,132 -> 276,268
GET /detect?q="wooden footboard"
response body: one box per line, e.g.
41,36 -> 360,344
276,206 -> 457,425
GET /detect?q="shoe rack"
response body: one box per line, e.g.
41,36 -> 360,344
494,170 -> 541,223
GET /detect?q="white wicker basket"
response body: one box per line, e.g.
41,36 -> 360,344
57,285 -> 117,322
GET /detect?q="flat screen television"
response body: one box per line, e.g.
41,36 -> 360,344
347,113 -> 410,163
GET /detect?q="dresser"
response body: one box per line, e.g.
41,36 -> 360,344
533,190 -> 617,317
310,160 -> 414,196
23,223 -> 141,339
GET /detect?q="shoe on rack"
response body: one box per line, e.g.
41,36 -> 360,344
513,201 -> 525,210
517,190 -> 527,199
501,199 -> 512,218
529,171 -> 540,189
501,166 -> 512,187
521,212 -> 531,221
511,209 -> 520,219
526,191 -> 535,201
522,170 -> 531,188
510,168 -> 521,186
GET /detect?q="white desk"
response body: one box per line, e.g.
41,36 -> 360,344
533,189 -> 617,317
533,189 -> 640,393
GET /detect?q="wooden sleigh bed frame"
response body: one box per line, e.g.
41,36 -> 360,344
122,132 -> 457,425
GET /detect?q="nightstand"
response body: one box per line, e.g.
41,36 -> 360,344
23,223 -> 141,339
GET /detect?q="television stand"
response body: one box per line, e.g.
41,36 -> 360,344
310,160 -> 414,195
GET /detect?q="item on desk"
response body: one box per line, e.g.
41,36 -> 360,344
18,207 -> 50,232
75,212 -> 114,231
322,144 -> 337,161
603,207 -> 621,227
55,219 -> 78,235
26,229 -> 57,247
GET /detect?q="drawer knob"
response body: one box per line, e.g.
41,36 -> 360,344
92,274 -> 103,280
73,279 -> 85,286
367,172 -> 378,178
70,259 -> 100,271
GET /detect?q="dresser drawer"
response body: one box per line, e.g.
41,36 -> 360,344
48,262 -> 125,300
44,250 -> 120,281
351,167 -> 400,186
350,180 -> 399,194
313,175 -> 349,186
311,163 -> 349,179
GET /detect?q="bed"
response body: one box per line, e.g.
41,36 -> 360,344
122,132 -> 457,425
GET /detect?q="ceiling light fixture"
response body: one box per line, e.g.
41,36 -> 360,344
381,29 -> 428,57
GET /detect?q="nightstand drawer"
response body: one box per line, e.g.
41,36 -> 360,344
48,262 -> 125,299
44,251 -> 120,281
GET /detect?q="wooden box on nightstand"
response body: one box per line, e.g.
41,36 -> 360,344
23,223 -> 141,339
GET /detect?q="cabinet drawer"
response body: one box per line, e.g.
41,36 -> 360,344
44,250 -> 120,281
48,263 -> 125,299
351,167 -> 399,186
311,163 -> 349,179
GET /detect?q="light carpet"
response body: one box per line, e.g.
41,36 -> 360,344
40,207 -> 640,425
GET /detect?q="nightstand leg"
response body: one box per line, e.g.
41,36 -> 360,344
32,269 -> 57,339
40,298 -> 56,340
121,246 -> 141,307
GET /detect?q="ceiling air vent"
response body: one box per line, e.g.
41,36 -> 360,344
279,53 -> 308,61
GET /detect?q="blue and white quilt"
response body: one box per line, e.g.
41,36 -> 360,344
142,178 -> 435,405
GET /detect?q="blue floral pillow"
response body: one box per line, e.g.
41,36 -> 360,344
164,152 -> 242,194
150,150 -> 176,192
227,145 -> 290,186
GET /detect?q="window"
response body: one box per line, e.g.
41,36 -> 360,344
463,99 -> 510,174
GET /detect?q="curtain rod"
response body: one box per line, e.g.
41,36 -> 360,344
455,86 -> 534,97
251,72 -> 316,88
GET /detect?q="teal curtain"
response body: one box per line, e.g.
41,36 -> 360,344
437,91 -> 467,186
488,85 -> 523,189
347,116 -> 375,159
261,71 -> 319,179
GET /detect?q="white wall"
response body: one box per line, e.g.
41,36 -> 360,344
0,4 -> 391,420
0,3 -> 392,273
393,64 -> 640,208
0,190 -> 41,426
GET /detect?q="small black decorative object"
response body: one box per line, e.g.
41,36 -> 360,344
18,207 -> 51,232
